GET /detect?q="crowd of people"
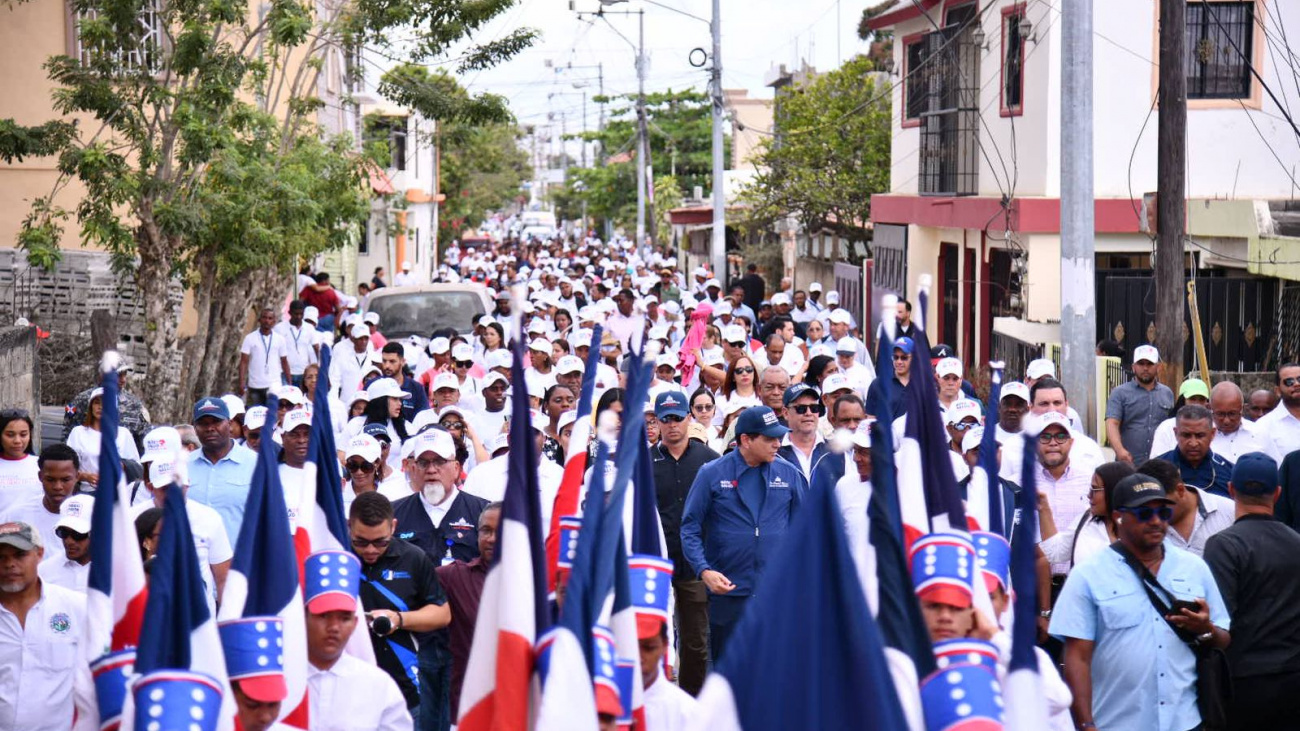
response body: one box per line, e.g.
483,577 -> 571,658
1,229 -> 1299,731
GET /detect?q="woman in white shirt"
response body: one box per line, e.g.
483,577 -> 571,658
65,388 -> 141,489
717,354 -> 761,425
1038,461 -> 1135,569
0,410 -> 41,516
688,388 -> 722,450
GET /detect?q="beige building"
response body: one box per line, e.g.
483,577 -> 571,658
723,88 -> 772,171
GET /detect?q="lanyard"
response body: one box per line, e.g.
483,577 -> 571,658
259,331 -> 273,367
289,325 -> 303,351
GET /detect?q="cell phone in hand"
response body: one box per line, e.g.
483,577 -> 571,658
1170,599 -> 1200,615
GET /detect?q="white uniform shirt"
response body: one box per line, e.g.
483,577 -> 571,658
0,581 -> 87,731
278,464 -> 309,534
0,456 -> 40,518
1254,403 -> 1300,458
330,342 -> 374,405
274,321 -> 319,376
643,667 -> 699,731
65,425 -> 141,479
393,271 -> 419,287
834,466 -> 878,614
1149,417 -> 1278,464
37,558 -> 89,594
1,497 -> 64,564
839,362 -> 874,400
240,329 -> 290,389
130,500 -> 232,614
307,653 -> 413,731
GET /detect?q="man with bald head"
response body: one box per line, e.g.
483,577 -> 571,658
1208,381 -> 1278,462
1246,389 -> 1279,422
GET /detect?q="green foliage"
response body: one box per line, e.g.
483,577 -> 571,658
738,54 -> 891,246
438,114 -> 532,244
0,120 -> 78,164
654,174 -> 683,239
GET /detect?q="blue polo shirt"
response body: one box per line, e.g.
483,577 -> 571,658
188,443 -> 258,541
1050,543 -> 1230,731
1156,448 -> 1234,498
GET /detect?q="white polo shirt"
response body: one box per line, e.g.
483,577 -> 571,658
0,580 -> 87,731
274,321 -> 319,376
240,329 -> 290,389
37,559 -> 89,594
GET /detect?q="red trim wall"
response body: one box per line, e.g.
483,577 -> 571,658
999,3 -> 1027,118
869,195 -> 1146,234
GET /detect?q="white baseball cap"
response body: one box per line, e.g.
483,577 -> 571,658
961,426 -> 986,453
363,312 -> 380,326
809,282 -> 823,292
723,324 -> 748,344
366,378 -> 410,400
835,337 -> 858,355
936,357 -> 963,379
771,293 -> 791,307
401,261 -> 412,271
451,343 -> 474,361
571,329 -> 594,348
825,291 -> 841,305
221,395 -> 246,419
822,373 -> 853,394
282,406 -> 313,433
705,278 -> 721,289
141,426 -> 184,465
147,457 -> 185,489
274,385 -> 306,406
408,426 -> 457,462
350,322 -> 370,339
349,390 -> 371,407
557,409 -> 578,432
1025,358 -> 1056,380
529,338 -> 552,353
55,494 -> 94,535
345,435 -> 381,463
828,309 -> 852,325
713,301 -> 733,317
303,306 -> 319,324
244,406 -> 269,432
1000,382 -> 1031,403
486,350 -> 513,370
427,337 -> 451,355
432,372 -> 460,392
557,355 -> 585,374
945,398 -> 983,425
482,371 -> 509,390
1133,344 -> 1160,364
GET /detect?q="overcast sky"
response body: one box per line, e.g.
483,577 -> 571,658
451,0 -> 873,158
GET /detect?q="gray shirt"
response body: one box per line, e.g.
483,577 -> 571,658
1105,379 -> 1175,464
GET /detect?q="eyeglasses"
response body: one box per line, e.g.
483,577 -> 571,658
692,403 -> 715,412
893,354 -> 911,361
1284,377 -> 1300,388
441,420 -> 465,431
789,403 -> 825,416
1118,505 -> 1174,523
350,535 -> 393,549
346,460 -> 376,474
733,366 -> 755,375
949,421 -> 978,431
55,527 -> 89,541
1212,410 -> 1241,420
1038,431 -> 1072,444
415,457 -> 451,471
660,414 -> 686,424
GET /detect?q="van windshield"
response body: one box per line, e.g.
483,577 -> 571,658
366,291 -> 485,338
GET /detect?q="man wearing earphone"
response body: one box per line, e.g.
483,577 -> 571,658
1154,403 -> 1235,499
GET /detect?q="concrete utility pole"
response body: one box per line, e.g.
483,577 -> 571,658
710,0 -> 726,281
635,9 -> 648,251
1156,0 -> 1187,387
1061,0 -> 1097,434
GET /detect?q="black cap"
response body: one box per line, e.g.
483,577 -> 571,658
1112,474 -> 1174,509
930,343 -> 955,359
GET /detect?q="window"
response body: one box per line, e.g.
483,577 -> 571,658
917,15 -> 981,196
903,35 -> 928,125
1185,1 -> 1253,100
1001,5 -> 1025,115
71,0 -> 165,75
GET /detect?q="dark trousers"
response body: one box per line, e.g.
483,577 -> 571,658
1228,670 -> 1300,730
673,577 -> 710,696
708,594 -> 749,664
245,387 -> 270,407
415,651 -> 451,731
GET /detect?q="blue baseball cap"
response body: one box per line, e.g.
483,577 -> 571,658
363,422 -> 392,442
1231,452 -> 1278,495
894,336 -> 914,355
734,406 -> 789,439
192,397 -> 230,423
782,383 -> 818,407
654,390 -> 689,419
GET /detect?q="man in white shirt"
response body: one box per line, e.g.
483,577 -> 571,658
1,443 -> 80,565
1149,380 -> 1277,462
303,550 -> 413,731
836,338 -> 874,400
462,420 -> 563,532
637,589 -> 697,731
275,300 -> 319,389
330,323 -> 374,405
1024,359 -> 1085,431
37,494 -> 92,593
0,521 -> 90,731
604,288 -> 646,353
826,308 -> 871,369
1255,362 -> 1300,459
471,373 -> 511,442
393,261 -> 418,287
239,308 -> 292,407
1028,379 -> 1104,474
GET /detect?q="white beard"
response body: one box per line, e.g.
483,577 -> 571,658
422,481 -> 448,505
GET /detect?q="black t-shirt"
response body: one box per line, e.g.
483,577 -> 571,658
357,537 -> 447,708
1204,514 -> 1300,678
652,439 -> 721,577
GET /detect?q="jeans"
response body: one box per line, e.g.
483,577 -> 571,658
673,577 -> 710,696
708,594 -> 749,664
415,650 -> 451,731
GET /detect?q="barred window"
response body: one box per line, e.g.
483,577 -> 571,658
1185,1 -> 1253,100
73,0 -> 166,75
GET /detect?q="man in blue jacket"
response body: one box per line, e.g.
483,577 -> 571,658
680,405 -> 808,661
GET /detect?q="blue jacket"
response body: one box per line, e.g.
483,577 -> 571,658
1156,448 -> 1234,498
679,449 -> 807,596
777,440 -> 832,482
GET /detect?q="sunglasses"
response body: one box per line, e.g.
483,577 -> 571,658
441,420 -> 465,431
1285,377 -> 1300,388
1119,505 -> 1174,523
455,361 -> 473,368
950,421 -> 978,431
414,457 -> 451,471
660,414 -> 686,424
1038,431 -> 1071,444
893,354 -> 911,361
56,527 -> 89,541
693,403 -> 715,412
346,460 -> 376,474
789,403 -> 825,416
350,535 -> 393,549
733,366 -> 755,375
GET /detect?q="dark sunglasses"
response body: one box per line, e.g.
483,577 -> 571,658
660,414 -> 686,424
1119,505 -> 1174,523
441,420 -> 466,431
950,421 -> 978,431
733,366 -> 755,375
893,354 -> 911,361
455,361 -> 473,368
56,527 -> 89,541
350,535 -> 393,549
1038,431 -> 1071,444
693,403 -> 715,412
346,460 -> 376,474
1284,377 -> 1300,388
789,403 -> 825,416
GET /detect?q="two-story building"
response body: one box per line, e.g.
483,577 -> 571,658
867,0 -> 1300,374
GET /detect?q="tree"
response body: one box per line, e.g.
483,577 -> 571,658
3,0 -> 535,420
738,54 -> 891,247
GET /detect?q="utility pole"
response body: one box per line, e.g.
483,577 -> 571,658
710,0 -> 726,281
1156,0 -> 1187,387
635,8 -> 648,253
1061,0 -> 1096,434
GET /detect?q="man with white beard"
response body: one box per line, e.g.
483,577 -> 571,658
389,429 -> 490,569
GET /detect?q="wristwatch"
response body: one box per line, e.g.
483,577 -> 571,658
1039,609 -> 1052,619
1196,630 -> 1213,645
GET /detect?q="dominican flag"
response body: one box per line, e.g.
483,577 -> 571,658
85,356 -> 148,731
864,317 -> 933,731
301,346 -> 375,663
967,361 -> 1006,535
691,449 -> 910,731
217,393 -> 308,728
547,324 -> 603,591
459,334 -> 550,731
1003,436 -> 1050,729
128,484 -> 235,731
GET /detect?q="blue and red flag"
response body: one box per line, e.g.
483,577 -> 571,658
547,324 -> 604,590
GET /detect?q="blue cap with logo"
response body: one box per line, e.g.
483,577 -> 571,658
894,336 -> 915,355
919,663 -> 1004,730
782,382 -> 818,407
363,422 -> 392,442
1231,451 -> 1278,495
192,396 -> 230,423
131,670 -> 225,731
734,405 -> 789,439
654,390 -> 689,420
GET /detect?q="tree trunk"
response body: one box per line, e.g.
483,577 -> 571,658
178,250 -> 215,406
134,207 -> 184,423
